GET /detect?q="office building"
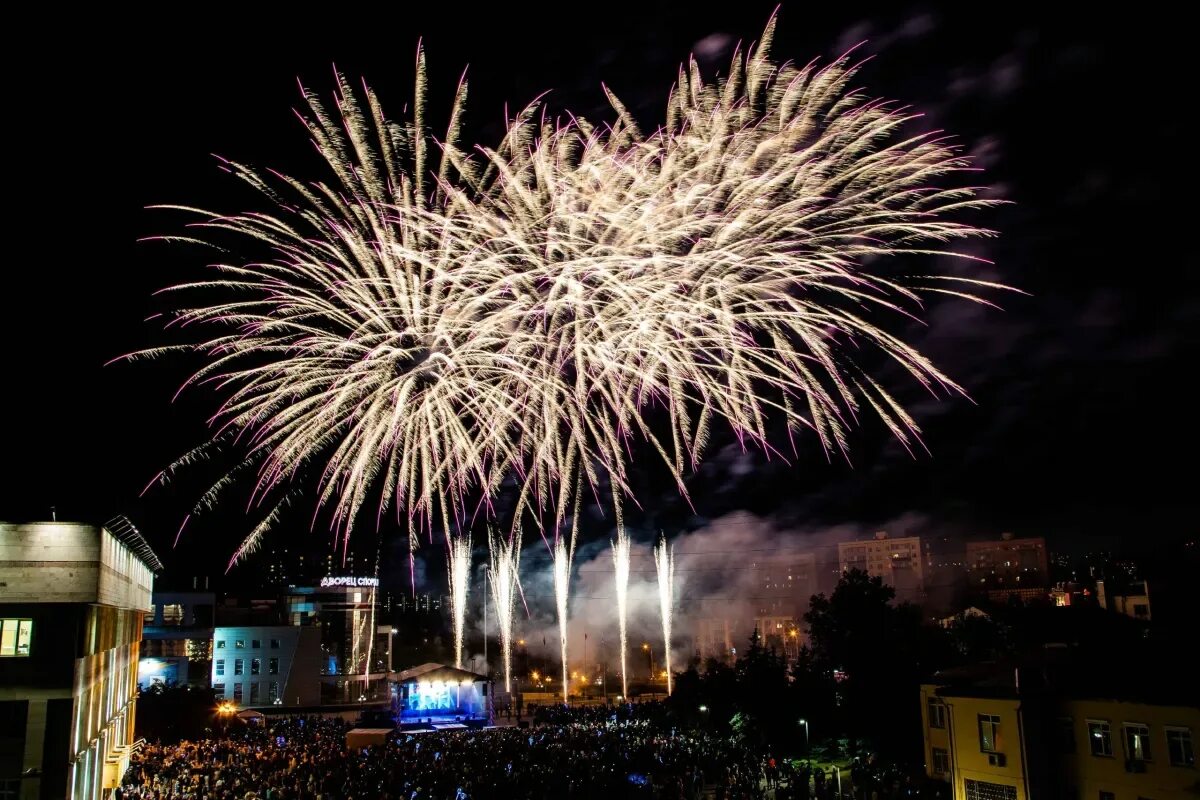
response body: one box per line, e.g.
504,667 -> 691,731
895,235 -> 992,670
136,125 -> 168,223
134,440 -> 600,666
1,517 -> 160,800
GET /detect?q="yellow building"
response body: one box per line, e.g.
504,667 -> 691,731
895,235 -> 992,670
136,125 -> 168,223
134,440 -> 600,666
922,678 -> 1200,800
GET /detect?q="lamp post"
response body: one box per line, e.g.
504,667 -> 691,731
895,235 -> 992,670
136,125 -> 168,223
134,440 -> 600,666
799,717 -> 810,753
641,642 -> 654,679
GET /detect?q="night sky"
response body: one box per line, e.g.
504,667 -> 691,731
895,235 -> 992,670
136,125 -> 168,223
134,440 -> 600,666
6,4 -> 1197,585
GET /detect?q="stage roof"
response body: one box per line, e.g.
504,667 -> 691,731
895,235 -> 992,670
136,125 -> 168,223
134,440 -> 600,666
390,662 -> 487,684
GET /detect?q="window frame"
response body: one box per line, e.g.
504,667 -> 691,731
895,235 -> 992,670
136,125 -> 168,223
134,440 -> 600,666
1165,726 -> 1195,768
0,619 -> 33,658
931,747 -> 950,775
978,713 -> 1002,754
234,658 -> 244,676
928,697 -> 947,729
1087,719 -> 1114,758
215,659 -> 225,677
1122,722 -> 1152,763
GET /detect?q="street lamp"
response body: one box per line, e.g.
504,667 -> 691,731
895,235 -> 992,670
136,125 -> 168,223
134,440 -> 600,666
799,718 -> 810,752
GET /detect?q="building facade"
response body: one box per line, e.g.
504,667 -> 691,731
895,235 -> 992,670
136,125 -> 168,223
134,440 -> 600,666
138,590 -> 215,689
839,531 -> 925,591
210,625 -> 322,707
966,534 -> 1049,596
0,518 -> 160,800
920,678 -> 1200,799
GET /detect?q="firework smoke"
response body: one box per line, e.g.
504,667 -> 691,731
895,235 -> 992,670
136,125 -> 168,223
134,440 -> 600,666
552,536 -> 573,703
448,531 -> 471,669
488,530 -> 522,693
654,535 -> 675,695
611,527 -> 632,698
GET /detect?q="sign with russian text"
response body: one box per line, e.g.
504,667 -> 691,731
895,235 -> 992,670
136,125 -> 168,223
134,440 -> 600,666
319,576 -> 380,588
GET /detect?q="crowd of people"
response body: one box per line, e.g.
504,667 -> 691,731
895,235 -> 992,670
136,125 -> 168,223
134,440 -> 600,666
117,706 -> 768,800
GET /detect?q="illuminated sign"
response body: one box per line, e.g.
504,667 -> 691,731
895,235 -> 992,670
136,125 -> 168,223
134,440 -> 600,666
319,576 -> 380,588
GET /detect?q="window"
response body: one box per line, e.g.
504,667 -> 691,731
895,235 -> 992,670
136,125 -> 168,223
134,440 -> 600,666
251,658 -> 261,676
964,779 -> 1017,800
0,619 -> 32,657
1057,717 -> 1076,753
269,657 -> 279,675
270,638 -> 280,649
1,778 -> 23,800
1166,727 -> 1195,767
1124,723 -> 1152,762
215,659 -> 225,677
269,681 -> 279,702
932,747 -> 950,775
216,640 -> 225,649
1089,720 -> 1114,757
1133,603 -> 1149,617
234,659 -> 244,676
250,682 -> 260,703
213,683 -> 226,696
251,639 -> 261,649
234,639 -> 246,649
233,683 -> 243,702
928,698 -> 947,729
979,714 -> 1002,753
161,603 -> 184,625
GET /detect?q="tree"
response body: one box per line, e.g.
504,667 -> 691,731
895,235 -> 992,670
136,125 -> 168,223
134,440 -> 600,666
803,569 -> 946,759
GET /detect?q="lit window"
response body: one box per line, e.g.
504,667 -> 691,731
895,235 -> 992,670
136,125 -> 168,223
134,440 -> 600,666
1167,727 -> 1195,767
978,714 -> 1001,753
216,640 -> 225,649
1088,720 -> 1113,757
0,619 -> 33,657
161,604 -> 184,625
235,640 -> 245,649
928,698 -> 947,729
1123,723 -> 1151,762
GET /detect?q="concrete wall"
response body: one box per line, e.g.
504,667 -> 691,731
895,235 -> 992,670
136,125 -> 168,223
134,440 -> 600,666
0,523 -> 153,612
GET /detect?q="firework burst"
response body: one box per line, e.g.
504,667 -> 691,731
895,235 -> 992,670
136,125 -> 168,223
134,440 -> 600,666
138,15 -> 1005,650
447,531 -> 471,668
611,527 -> 632,698
488,529 -> 521,693
654,535 -> 675,695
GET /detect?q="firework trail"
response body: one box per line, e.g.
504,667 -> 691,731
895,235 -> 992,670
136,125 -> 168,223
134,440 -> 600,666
448,531 -> 471,669
552,536 -> 573,703
488,529 -> 522,693
138,14 -> 1005,630
611,528 -> 632,698
654,535 -> 675,696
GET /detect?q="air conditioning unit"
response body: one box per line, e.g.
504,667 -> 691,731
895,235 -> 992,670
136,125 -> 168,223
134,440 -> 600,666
988,753 -> 1008,767
1125,759 -> 1147,773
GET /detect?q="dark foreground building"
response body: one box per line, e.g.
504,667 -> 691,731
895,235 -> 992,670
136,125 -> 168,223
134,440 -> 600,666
0,518 -> 160,800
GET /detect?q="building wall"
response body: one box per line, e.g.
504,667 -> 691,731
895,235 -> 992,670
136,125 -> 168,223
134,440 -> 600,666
1,522 -> 155,800
1061,698 -> 1199,800
921,683 -> 1200,800
937,691 -> 1030,800
966,537 -> 1048,590
839,535 -> 925,586
211,626 -> 321,706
